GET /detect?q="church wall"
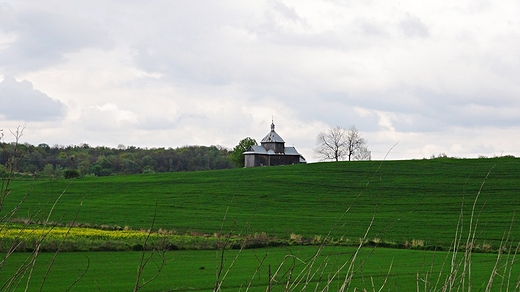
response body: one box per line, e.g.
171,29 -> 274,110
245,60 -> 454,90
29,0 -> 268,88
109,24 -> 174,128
245,154 -> 269,167
244,154 -> 256,168
245,154 -> 300,167
268,155 -> 301,166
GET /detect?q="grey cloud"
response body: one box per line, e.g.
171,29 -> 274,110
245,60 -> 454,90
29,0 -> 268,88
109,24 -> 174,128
0,7 -> 113,73
359,21 -> 387,37
400,13 -> 429,38
129,2 -> 245,86
132,42 -> 236,86
0,76 -> 65,121
466,0 -> 493,14
272,1 -> 303,22
313,85 -> 520,134
139,116 -> 178,131
281,91 -> 382,132
128,3 -> 343,86
403,87 -> 520,129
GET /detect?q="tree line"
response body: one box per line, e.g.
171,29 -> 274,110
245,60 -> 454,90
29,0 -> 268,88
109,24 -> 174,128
0,124 -> 371,178
0,142 -> 234,177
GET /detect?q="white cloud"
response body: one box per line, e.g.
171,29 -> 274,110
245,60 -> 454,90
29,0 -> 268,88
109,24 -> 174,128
76,103 -> 138,131
0,1 -> 519,160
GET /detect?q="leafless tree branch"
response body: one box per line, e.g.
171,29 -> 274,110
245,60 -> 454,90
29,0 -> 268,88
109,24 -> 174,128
314,126 -> 370,161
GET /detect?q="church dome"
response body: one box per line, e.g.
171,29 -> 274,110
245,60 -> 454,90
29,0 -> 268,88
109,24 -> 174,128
261,122 -> 285,143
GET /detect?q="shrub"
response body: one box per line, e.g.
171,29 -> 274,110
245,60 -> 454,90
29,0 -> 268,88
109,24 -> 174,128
63,169 -> 80,179
132,244 -> 144,251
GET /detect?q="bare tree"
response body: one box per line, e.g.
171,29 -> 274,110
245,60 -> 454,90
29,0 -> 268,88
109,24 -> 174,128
353,145 -> 372,161
314,126 -> 369,162
344,126 -> 369,161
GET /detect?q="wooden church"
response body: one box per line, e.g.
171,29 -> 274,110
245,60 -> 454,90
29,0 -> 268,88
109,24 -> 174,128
243,121 -> 306,167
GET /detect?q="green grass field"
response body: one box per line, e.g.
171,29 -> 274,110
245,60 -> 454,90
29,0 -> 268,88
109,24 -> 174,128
1,246 -> 516,291
2,157 -> 520,290
6,157 -> 520,248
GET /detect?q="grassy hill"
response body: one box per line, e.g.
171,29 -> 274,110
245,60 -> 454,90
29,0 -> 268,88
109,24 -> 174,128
6,157 -> 520,249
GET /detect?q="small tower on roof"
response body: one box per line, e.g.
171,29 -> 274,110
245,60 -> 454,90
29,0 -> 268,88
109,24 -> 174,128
261,120 -> 285,153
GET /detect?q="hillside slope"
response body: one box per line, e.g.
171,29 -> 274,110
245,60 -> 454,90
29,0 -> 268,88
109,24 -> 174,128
6,157 -> 520,247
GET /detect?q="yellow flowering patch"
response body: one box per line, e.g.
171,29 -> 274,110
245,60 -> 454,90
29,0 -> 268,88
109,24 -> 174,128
1,226 -> 161,241
0,224 -> 227,252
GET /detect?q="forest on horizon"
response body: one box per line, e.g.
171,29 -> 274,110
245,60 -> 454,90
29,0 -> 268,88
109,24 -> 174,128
0,142 -> 234,177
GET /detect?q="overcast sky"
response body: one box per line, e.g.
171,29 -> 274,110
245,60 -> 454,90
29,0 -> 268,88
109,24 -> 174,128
0,1 -> 519,161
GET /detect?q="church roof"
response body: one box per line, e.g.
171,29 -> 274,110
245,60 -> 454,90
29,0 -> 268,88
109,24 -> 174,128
284,147 -> 300,155
243,145 -> 267,155
243,145 -> 303,157
261,122 -> 285,143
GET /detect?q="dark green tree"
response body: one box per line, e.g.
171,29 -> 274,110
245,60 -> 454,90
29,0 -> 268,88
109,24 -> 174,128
63,169 -> 80,179
230,137 -> 257,168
